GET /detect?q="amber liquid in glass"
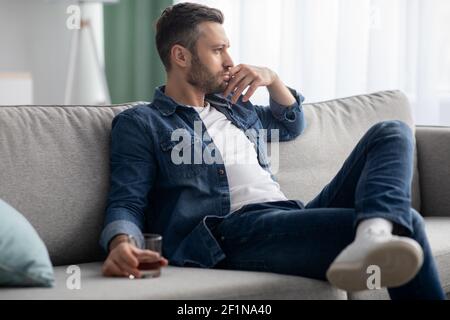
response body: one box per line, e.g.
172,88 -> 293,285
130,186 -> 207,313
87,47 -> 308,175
138,261 -> 161,278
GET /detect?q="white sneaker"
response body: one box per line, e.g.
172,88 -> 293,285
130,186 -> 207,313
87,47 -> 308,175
326,229 -> 424,292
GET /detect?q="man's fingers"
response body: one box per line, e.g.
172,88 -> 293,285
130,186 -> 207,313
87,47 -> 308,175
228,65 -> 241,77
242,82 -> 260,102
232,77 -> 253,104
133,248 -> 161,262
120,248 -> 139,268
116,255 -> 142,278
102,260 -> 116,277
223,69 -> 246,97
103,245 -> 167,278
134,249 -> 169,267
103,259 -> 127,277
159,258 -> 169,267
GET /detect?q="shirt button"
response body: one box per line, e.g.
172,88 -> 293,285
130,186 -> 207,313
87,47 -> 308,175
218,169 -> 225,175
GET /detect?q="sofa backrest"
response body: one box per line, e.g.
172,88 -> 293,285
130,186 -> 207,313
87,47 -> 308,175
274,90 -> 420,211
0,104 -> 134,265
0,91 -> 420,266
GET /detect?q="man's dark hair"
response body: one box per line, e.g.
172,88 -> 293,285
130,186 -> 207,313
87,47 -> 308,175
156,2 -> 224,71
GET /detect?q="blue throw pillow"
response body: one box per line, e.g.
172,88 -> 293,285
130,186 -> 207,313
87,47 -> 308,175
0,199 -> 54,287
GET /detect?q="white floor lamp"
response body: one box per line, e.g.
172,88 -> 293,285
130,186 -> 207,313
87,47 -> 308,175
64,0 -> 116,105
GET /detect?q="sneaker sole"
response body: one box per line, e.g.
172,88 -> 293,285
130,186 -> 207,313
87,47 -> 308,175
326,238 -> 424,292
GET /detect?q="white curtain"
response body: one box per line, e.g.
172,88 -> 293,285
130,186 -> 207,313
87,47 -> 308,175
175,0 -> 450,126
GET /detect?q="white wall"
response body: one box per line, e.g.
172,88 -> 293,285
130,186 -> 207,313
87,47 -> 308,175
0,0 -> 103,105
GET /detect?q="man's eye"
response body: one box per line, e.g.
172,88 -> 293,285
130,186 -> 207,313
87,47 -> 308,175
214,49 -> 222,53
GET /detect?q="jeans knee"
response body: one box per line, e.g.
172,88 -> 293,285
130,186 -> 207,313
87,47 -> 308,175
374,120 -> 411,134
371,120 -> 413,144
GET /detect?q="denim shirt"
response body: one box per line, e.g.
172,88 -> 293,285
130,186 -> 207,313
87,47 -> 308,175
99,86 -> 306,267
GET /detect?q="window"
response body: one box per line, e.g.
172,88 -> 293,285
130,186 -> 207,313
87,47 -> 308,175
179,0 -> 450,126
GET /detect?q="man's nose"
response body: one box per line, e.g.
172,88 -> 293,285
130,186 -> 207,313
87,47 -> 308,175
223,52 -> 234,69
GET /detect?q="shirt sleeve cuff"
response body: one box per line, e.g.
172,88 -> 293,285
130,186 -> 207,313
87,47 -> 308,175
269,87 -> 305,122
99,220 -> 144,253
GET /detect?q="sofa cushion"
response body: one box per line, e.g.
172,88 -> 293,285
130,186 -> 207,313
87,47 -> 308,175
348,217 -> 450,300
274,90 -> 421,210
0,262 -> 346,300
0,199 -> 54,287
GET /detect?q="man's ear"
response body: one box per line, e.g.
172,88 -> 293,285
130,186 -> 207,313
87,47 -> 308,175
171,45 -> 191,69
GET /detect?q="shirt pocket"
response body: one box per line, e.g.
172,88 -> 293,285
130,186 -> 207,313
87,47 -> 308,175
159,136 -> 205,179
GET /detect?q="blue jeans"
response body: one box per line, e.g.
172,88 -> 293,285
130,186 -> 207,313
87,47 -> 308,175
211,120 -> 446,300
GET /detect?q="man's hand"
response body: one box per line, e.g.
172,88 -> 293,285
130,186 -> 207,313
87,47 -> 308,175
102,235 -> 169,278
223,64 -> 296,107
223,64 -> 277,104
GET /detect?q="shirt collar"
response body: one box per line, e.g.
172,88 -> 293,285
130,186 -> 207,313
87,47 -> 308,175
153,86 -> 232,116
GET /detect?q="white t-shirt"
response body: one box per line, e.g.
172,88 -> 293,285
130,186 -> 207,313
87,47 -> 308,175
192,102 -> 287,213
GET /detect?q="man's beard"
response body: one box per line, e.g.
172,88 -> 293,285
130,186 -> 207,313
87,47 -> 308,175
187,52 -> 227,95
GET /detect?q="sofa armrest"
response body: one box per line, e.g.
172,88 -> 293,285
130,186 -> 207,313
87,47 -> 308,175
416,126 -> 450,217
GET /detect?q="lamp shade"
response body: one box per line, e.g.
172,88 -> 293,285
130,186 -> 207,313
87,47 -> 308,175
64,1 -> 115,105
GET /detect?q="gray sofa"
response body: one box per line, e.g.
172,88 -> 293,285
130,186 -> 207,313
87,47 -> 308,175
0,90 -> 449,299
